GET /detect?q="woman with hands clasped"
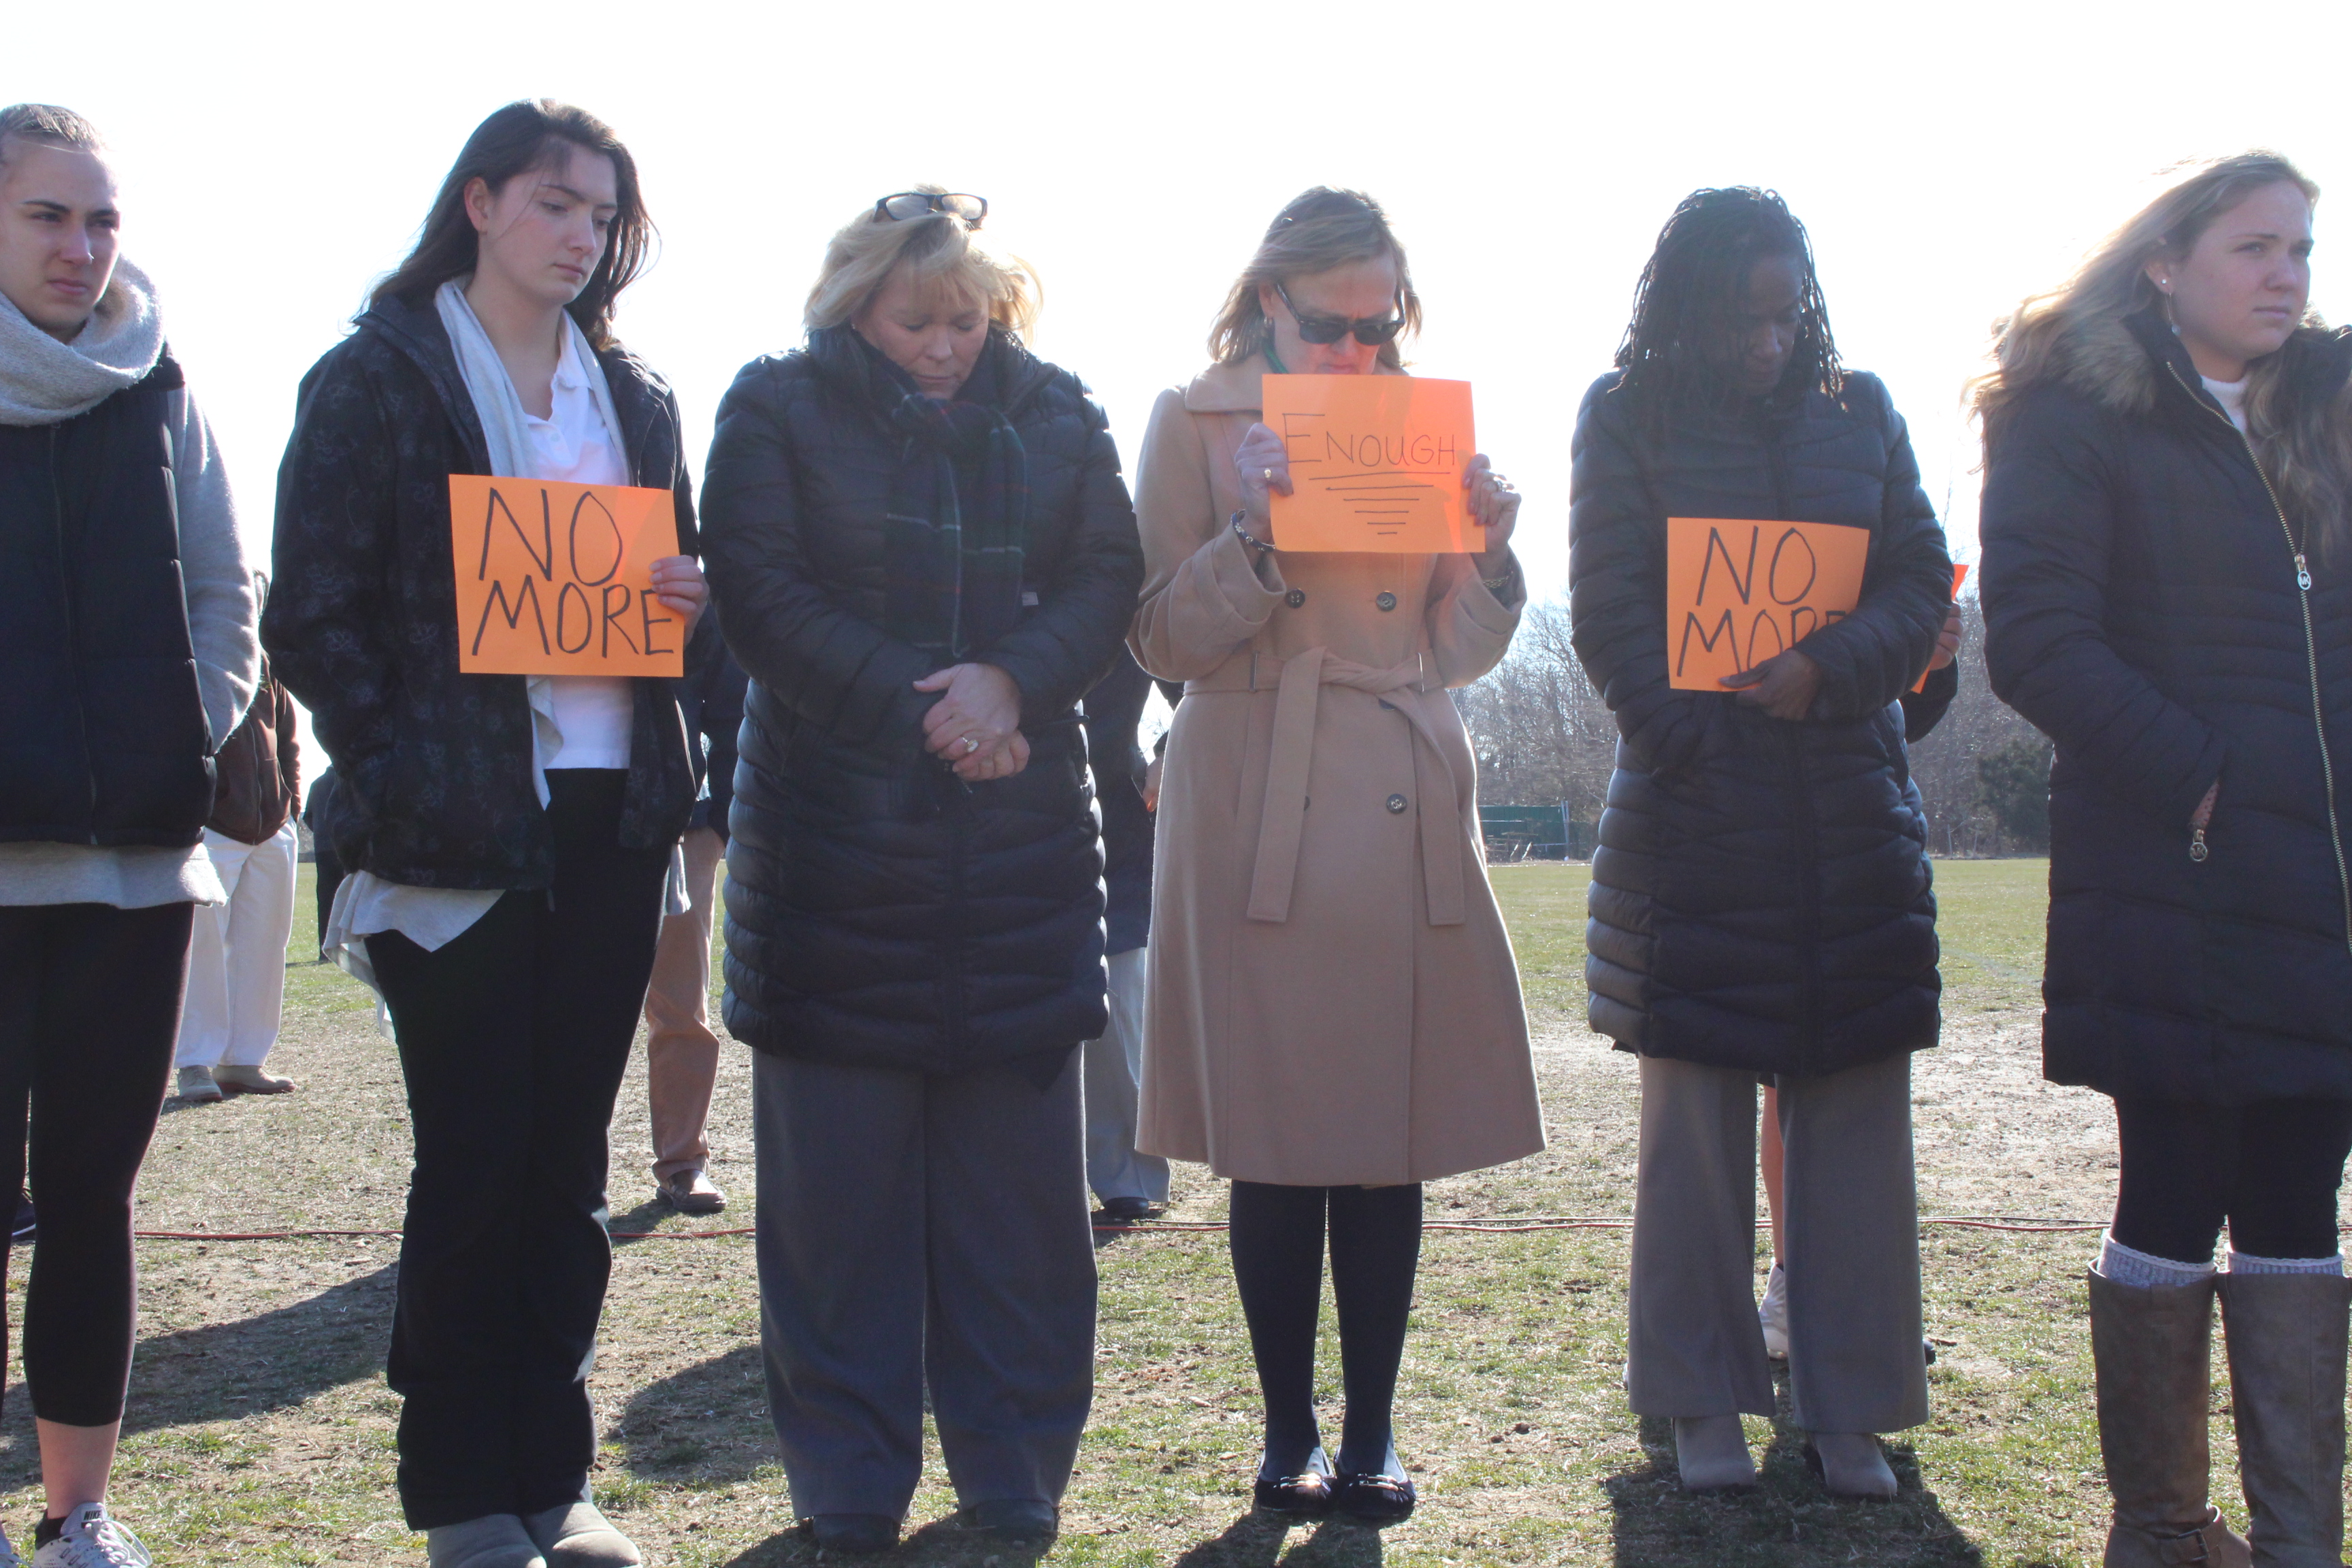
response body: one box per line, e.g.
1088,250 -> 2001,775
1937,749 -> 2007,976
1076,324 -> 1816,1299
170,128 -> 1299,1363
1980,153 -> 2352,1568
1570,187 -> 1953,1500
1132,187 -> 1544,1527
700,190 -> 1143,1558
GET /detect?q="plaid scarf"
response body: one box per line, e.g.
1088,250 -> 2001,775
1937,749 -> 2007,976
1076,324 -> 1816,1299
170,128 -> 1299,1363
837,329 -> 1028,663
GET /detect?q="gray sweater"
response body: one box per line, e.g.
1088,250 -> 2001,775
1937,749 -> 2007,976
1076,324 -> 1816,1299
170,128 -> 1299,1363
0,263 -> 257,907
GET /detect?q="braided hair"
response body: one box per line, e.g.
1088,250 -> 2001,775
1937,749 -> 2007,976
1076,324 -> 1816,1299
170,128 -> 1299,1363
1613,187 -> 1842,440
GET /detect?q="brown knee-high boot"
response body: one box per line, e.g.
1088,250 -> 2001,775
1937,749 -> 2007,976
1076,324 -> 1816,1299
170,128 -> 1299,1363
2089,1270 -> 2253,1568
2218,1272 -> 2350,1568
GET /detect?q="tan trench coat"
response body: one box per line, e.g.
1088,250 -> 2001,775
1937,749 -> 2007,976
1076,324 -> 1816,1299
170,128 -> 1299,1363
1130,355 -> 1546,1186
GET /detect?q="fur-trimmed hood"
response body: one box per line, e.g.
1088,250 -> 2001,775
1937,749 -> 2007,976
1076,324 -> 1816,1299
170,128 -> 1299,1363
2041,305 -> 2352,421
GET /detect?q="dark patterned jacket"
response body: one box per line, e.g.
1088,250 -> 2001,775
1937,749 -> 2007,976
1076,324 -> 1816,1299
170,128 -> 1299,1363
264,294 -> 711,889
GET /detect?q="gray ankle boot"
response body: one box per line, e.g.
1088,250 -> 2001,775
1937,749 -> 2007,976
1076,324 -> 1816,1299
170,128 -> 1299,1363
2218,1272 -> 2350,1568
423,1515 -> 545,1568
521,1501 -> 640,1567
2087,1269 -> 2252,1568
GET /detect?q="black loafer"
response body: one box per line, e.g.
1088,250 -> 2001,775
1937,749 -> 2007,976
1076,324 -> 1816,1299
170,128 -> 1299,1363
1335,1468 -> 1418,1526
959,1498 -> 1058,1546
806,1513 -> 898,1555
1253,1446 -> 1336,1516
1100,1196 -> 1157,1223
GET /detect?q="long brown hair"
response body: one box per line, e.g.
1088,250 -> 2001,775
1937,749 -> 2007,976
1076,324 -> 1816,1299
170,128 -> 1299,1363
1974,152 -> 2351,553
371,100 -> 652,348
1208,187 -> 1422,368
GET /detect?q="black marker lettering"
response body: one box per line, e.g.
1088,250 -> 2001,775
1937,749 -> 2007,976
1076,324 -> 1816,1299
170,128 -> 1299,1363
1696,525 -> 1759,606
602,583 -> 640,656
640,589 -> 677,657
472,576 -> 551,656
555,582 -> 593,654
1676,608 -> 1738,677
1768,528 -> 1819,604
476,485 -> 555,581
568,491 -> 624,586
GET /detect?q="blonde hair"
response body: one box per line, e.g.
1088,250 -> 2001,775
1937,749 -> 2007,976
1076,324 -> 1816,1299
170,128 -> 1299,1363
1973,152 -> 2349,554
804,184 -> 1039,338
1209,187 -> 1421,368
0,103 -> 105,170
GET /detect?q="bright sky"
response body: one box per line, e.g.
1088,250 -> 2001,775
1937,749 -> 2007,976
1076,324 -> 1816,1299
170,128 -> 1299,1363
24,0 -> 2352,666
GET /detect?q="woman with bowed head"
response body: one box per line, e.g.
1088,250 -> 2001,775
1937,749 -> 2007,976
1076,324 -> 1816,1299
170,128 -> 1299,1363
1570,188 -> 1953,1498
267,101 -> 712,1568
1130,187 -> 1544,1526
1979,152 -> 2352,1568
700,190 -> 1143,1558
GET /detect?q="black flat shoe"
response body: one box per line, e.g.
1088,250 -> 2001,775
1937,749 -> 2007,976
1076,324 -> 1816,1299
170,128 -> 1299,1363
806,1514 -> 898,1555
1099,1196 -> 1157,1223
1252,1446 -> 1336,1516
1335,1467 -> 1417,1526
958,1498 -> 1058,1546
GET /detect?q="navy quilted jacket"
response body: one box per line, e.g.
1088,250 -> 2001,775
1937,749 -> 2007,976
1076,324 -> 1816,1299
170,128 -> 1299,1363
1982,312 -> 2352,1103
1570,370 -> 1953,1077
702,328 -> 1145,1075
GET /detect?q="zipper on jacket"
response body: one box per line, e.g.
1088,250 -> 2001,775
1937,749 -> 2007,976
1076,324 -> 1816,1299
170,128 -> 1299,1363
48,427 -> 101,841
2168,363 -> 2352,954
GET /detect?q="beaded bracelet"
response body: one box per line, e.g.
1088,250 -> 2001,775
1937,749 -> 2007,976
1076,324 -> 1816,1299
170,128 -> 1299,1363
1230,511 -> 1276,555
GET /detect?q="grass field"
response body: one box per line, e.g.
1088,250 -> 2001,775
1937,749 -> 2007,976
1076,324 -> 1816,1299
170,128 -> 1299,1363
0,858 -> 2283,1566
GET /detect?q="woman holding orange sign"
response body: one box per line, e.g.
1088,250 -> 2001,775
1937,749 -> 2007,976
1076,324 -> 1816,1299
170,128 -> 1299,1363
267,100 -> 712,1568
1569,186 -> 1954,1499
1130,186 -> 1544,1526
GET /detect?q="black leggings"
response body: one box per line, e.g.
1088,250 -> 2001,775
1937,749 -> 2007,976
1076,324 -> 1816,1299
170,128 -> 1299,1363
0,900 -> 191,1426
1227,1180 -> 1422,1475
2110,1096 -> 2352,1264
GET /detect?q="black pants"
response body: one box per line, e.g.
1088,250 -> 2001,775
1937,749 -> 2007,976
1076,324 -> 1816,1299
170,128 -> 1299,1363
0,900 -> 191,1425
312,840 -> 344,961
368,772 -> 668,1529
2111,1096 -> 2352,1264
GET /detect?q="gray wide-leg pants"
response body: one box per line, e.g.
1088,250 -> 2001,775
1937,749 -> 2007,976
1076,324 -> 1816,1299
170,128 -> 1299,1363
1627,1051 -> 1929,1435
753,1049 -> 1098,1520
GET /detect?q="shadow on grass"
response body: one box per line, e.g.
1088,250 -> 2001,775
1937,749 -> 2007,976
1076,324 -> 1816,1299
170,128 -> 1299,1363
1169,1509 -> 1386,1566
713,1512 -> 1055,1565
615,1343 -> 772,1482
121,1261 -> 397,1437
1605,1373 -> 1988,1568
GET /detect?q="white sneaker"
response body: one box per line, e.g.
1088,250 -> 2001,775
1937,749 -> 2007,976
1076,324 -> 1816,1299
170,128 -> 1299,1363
31,1504 -> 152,1567
174,1065 -> 223,1104
1759,1262 -> 1791,1359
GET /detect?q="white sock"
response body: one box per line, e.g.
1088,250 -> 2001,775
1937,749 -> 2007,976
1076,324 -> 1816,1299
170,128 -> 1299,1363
2224,1250 -> 2345,1276
2095,1232 -> 2215,1288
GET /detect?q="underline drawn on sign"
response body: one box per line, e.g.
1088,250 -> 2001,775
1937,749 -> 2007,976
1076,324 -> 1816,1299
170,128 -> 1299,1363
448,475 -> 685,678
1664,517 -> 1870,692
1262,375 -> 1476,554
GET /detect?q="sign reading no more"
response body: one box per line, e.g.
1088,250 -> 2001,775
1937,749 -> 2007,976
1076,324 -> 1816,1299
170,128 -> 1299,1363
1664,517 -> 1870,691
448,474 -> 685,678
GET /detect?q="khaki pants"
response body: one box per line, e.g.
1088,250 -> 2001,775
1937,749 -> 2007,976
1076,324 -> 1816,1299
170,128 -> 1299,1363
642,826 -> 725,1183
1627,1051 -> 1929,1435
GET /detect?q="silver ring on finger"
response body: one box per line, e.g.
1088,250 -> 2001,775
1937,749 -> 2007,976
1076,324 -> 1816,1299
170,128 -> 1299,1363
962,735 -> 981,755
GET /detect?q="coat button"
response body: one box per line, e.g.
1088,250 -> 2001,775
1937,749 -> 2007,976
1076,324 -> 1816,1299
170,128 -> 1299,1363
1375,591 -> 1398,611
1286,589 -> 1306,608
1386,793 -> 1409,814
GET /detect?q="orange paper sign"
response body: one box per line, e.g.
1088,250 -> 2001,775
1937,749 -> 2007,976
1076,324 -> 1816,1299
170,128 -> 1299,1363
1264,375 -> 1475,553
1912,562 -> 1970,693
448,475 -> 685,677
1666,517 -> 1871,691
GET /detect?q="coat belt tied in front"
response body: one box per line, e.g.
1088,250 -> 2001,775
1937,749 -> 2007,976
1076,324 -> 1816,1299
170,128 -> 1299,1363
1188,645 -> 1467,928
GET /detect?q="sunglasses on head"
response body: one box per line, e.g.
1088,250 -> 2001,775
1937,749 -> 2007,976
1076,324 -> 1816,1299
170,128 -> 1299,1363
875,191 -> 987,229
1274,279 -> 1406,346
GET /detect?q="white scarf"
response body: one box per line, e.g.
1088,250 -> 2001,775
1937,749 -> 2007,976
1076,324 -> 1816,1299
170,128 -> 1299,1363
0,258 -> 165,427
432,277 -> 623,478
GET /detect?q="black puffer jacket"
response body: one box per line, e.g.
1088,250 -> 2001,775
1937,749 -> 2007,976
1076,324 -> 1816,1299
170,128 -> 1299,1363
265,295 -> 711,888
1571,370 -> 1954,1077
1982,312 -> 2352,1104
703,328 -> 1145,1075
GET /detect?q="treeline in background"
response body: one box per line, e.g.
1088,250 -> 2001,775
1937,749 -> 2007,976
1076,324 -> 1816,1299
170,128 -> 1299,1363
1460,592 -> 2056,860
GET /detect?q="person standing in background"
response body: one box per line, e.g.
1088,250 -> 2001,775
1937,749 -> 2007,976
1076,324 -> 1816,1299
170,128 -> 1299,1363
268,100 -> 711,1568
1079,647 -> 1169,1223
640,644 -> 747,1215
175,621 -> 301,1102
0,102 -> 256,1568
1979,152 -> 2352,1568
